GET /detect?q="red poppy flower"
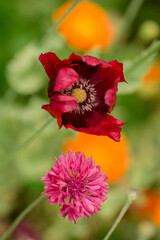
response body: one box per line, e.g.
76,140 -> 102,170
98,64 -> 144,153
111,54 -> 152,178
39,52 -> 126,141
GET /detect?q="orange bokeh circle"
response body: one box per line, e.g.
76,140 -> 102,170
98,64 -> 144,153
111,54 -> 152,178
53,0 -> 115,51
134,191 -> 160,227
143,62 -> 160,83
63,132 -> 130,183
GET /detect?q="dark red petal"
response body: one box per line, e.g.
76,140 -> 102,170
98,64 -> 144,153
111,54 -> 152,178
49,95 -> 78,113
81,55 -> 110,67
42,104 -> 63,128
69,53 -> 110,67
64,112 -> 125,142
69,53 -> 82,62
42,95 -> 78,128
91,62 -> 125,112
108,60 -> 126,83
103,61 -> 126,112
54,67 -> 79,91
39,52 -> 62,79
105,84 -> 118,113
89,69 -> 118,113
62,111 -> 90,129
89,66 -> 111,85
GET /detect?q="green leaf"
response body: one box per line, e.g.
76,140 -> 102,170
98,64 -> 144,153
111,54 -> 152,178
118,40 -> 160,94
6,43 -> 46,95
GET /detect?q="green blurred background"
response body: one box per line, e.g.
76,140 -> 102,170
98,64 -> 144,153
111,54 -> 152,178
0,0 -> 160,239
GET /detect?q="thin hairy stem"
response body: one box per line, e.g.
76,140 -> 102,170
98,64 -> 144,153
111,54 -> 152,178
0,195 -> 44,240
103,189 -> 137,240
106,0 -> 146,58
0,118 -> 52,175
53,0 -> 81,30
103,199 -> 132,240
117,0 -> 146,43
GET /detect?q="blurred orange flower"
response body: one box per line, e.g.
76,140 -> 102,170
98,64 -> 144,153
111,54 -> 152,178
63,132 -> 130,183
152,197 -> 160,226
143,62 -> 160,83
141,62 -> 160,98
53,0 -> 115,51
133,191 -> 160,227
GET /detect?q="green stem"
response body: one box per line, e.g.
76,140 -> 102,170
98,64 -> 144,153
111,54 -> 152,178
53,0 -> 81,30
40,0 -> 82,51
117,0 -> 146,43
106,0 -> 146,58
0,118 -> 52,174
125,40 -> 160,73
0,195 -> 44,240
103,199 -> 132,240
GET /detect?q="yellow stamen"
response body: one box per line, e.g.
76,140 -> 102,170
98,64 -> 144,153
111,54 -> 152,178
71,88 -> 87,103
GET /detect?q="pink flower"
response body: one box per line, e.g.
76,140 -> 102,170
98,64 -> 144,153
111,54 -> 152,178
41,149 -> 109,223
39,52 -> 126,142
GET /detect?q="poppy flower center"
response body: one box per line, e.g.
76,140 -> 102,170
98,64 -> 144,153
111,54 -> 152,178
61,78 -> 97,114
71,88 -> 87,103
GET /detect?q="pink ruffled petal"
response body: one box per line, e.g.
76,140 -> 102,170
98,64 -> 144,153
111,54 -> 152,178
60,204 -> 79,223
41,149 -> 109,223
54,67 -> 79,91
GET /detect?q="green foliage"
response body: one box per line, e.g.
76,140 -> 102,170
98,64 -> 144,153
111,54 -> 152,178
119,41 -> 160,94
1,0 -> 160,239
6,43 -> 46,95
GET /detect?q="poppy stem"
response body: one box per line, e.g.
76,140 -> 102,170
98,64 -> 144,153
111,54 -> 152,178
0,195 -> 44,240
117,0 -> 146,43
125,40 -> 160,73
106,0 -> 146,58
54,0 -> 81,30
103,189 -> 137,240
